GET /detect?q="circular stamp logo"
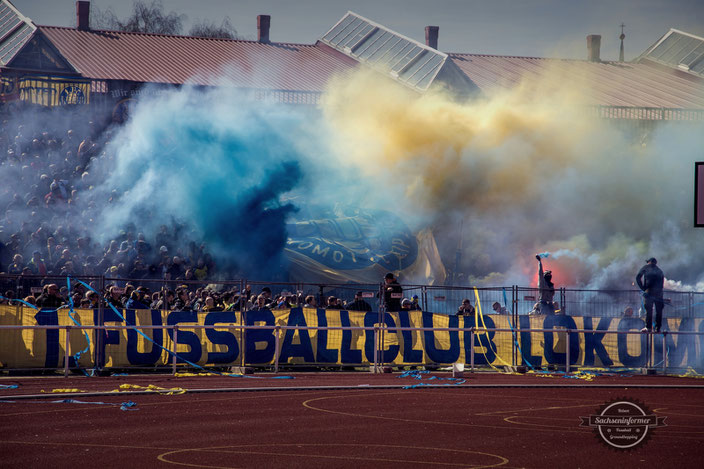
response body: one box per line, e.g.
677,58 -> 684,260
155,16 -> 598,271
580,398 -> 666,450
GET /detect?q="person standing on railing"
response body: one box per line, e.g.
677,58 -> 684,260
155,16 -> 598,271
536,255 -> 555,315
636,257 -> 665,333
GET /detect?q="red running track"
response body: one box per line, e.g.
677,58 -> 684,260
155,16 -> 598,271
1,372 -> 703,468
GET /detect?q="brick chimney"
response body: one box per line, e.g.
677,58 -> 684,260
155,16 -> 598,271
258,15 -> 270,43
425,26 -> 439,49
587,34 -> 601,62
76,1 -> 90,31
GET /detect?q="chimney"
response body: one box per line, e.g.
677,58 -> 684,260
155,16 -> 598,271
587,34 -> 601,62
425,26 -> 439,49
76,1 -> 90,31
258,15 -> 270,43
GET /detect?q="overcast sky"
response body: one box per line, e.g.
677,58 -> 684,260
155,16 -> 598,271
11,0 -> 704,61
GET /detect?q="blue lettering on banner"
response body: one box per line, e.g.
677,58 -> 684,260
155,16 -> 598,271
617,317 -> 647,367
125,309 -> 164,365
363,312 -> 399,363
474,314 -> 497,365
35,309 -> 59,368
397,311 -> 423,363
339,310 -> 362,364
280,307 -> 315,362
96,308 -> 123,368
244,309 -> 276,364
422,312 -> 460,364
315,309 -> 338,363
543,315 -> 580,365
167,311 -> 202,364
517,315 -> 542,367
582,317 -> 614,367
204,312 -> 239,364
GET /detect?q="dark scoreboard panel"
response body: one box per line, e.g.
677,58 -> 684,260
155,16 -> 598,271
696,163 -> 704,227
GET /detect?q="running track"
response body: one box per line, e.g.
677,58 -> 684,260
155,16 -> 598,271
1,372 -> 703,468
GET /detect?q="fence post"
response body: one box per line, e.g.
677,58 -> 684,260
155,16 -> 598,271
566,329 -> 571,374
661,332 -> 667,374
274,325 -> 281,373
172,326 -> 178,375
64,326 -> 71,377
372,324 -> 379,373
96,275 -> 105,371
470,328 -> 475,372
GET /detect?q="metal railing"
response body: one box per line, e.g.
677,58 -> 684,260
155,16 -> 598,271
0,322 -> 700,376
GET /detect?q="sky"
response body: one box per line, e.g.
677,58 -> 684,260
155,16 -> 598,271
11,0 -> 704,61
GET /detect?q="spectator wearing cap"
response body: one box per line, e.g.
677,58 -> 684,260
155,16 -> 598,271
401,298 -> 413,310
346,291 -> 372,312
409,295 -> 422,311
383,272 -> 403,312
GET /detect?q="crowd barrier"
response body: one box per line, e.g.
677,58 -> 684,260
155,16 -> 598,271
1,305 -> 702,375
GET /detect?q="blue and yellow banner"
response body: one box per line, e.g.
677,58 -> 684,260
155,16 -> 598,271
18,75 -> 90,106
0,305 -> 702,369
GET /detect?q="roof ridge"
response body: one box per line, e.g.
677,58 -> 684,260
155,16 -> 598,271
36,25 -> 315,47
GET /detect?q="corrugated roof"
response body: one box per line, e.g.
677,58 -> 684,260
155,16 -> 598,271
319,11 -> 447,92
449,53 -> 704,109
0,0 -> 36,66
638,29 -> 704,77
36,26 -> 358,93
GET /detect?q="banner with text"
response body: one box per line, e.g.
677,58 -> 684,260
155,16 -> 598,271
0,306 -> 702,369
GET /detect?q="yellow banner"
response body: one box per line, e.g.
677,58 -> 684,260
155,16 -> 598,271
18,75 -> 90,106
0,305 -> 701,369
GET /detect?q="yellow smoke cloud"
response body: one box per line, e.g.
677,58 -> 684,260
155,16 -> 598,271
322,67 -> 602,212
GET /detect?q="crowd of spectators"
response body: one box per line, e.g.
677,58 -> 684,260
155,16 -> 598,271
0,107 -> 217,303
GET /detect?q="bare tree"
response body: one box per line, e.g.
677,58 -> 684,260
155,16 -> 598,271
92,0 -> 185,35
189,17 -> 238,39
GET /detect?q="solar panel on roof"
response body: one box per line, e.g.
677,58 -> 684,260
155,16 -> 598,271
642,29 -> 704,77
320,11 -> 447,91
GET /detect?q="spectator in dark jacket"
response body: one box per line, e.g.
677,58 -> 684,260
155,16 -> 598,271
383,272 -> 403,312
346,291 -> 372,312
36,284 -> 65,308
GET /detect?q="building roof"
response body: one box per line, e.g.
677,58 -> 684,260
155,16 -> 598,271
35,26 -> 358,93
319,11 -> 448,92
2,4 -> 704,113
638,28 -> 704,78
449,53 -> 704,110
0,0 -> 35,66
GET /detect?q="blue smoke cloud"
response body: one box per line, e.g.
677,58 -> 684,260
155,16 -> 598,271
92,87 -> 310,279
